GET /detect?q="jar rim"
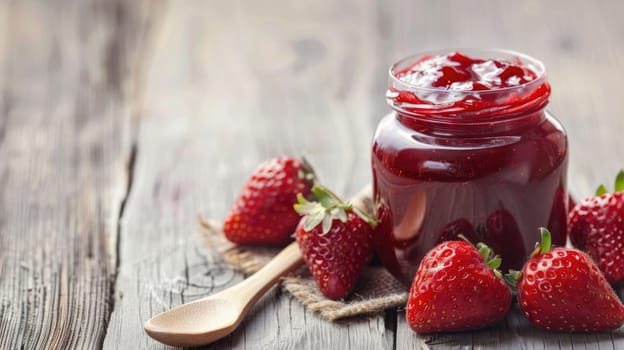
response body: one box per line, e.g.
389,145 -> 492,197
388,48 -> 547,96
387,48 -> 551,122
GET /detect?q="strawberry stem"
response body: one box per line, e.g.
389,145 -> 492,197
530,227 -> 552,258
538,227 -> 552,254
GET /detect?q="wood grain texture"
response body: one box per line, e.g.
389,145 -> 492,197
103,0 -> 392,349
2,0 -> 624,349
0,0 -> 151,348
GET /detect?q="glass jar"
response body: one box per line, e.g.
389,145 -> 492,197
371,49 -> 568,285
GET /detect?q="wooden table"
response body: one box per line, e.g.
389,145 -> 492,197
1,0 -> 623,349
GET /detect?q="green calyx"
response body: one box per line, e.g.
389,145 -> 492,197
595,185 -> 609,196
293,184 -> 377,235
594,169 -> 624,195
596,185 -> 608,196
503,269 -> 522,293
476,242 -> 503,279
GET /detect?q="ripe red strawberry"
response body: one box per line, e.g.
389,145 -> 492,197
294,185 -> 375,299
406,240 -> 511,333
569,171 -> 624,285
223,156 -> 315,245
512,228 -> 624,332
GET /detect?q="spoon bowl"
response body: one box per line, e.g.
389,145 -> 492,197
145,297 -> 241,347
144,242 -> 303,347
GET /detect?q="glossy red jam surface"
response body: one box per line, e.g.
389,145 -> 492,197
387,51 -> 551,120
395,51 -> 536,90
373,50 -> 568,285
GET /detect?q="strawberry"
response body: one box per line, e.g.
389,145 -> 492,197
223,156 -> 315,245
406,240 -> 511,333
569,170 -> 624,285
511,228 -> 624,332
294,185 -> 375,299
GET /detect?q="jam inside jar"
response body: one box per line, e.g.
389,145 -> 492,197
372,49 -> 568,285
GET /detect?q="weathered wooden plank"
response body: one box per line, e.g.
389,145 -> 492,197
103,0 -> 392,349
0,0 -> 151,348
103,0 -> 624,348
5,0 -> 621,348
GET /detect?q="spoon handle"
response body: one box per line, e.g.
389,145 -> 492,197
231,241 -> 303,310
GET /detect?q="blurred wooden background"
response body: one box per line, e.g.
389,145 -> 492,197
0,0 -> 623,349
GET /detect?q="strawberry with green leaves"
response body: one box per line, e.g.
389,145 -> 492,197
569,170 -> 624,285
510,228 -> 624,332
294,185 -> 375,300
406,240 -> 511,333
223,157 -> 315,246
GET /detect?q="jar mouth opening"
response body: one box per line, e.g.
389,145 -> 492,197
387,48 -> 550,121
388,48 -> 547,96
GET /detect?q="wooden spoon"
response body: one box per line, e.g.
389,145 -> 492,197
144,241 -> 303,347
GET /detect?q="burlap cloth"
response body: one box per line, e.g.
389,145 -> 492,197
197,185 -> 408,321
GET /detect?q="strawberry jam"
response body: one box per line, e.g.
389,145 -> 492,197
372,50 -> 568,285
